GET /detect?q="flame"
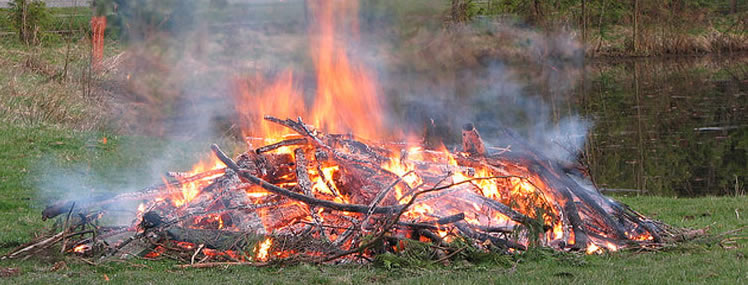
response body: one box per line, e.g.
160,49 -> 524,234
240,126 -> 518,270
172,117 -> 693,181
311,166 -> 341,196
605,242 -> 618,252
255,237 -> 273,262
168,157 -> 225,207
233,1 -> 384,142
73,244 -> 89,254
309,0 -> 383,139
144,246 -> 166,258
585,243 -> 600,254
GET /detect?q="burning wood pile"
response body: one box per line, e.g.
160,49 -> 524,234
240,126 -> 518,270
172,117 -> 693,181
3,116 -> 686,267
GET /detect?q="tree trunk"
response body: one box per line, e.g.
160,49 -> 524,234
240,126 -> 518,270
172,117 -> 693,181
582,0 -> 586,44
632,0 -> 639,53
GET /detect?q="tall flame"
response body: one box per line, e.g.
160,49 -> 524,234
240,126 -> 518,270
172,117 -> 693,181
234,1 -> 384,142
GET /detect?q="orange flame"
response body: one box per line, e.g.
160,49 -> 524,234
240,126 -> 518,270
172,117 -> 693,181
255,237 -> 273,262
73,244 -> 89,254
234,1 -> 384,142
168,157 -> 224,207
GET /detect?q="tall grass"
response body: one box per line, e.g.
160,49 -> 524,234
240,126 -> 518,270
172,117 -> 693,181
0,38 -> 115,131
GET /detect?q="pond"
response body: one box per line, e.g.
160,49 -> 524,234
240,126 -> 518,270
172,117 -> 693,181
581,55 -> 747,196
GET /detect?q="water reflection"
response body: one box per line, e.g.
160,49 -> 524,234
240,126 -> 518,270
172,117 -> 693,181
582,55 -> 747,196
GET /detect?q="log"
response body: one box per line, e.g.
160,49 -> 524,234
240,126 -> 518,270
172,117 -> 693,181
294,148 -> 314,196
460,192 -> 538,228
163,227 -> 258,251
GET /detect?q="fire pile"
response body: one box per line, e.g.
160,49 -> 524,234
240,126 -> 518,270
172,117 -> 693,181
2,2 -> 688,267
3,117 -> 684,265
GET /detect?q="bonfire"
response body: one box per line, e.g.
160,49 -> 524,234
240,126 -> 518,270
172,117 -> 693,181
2,2 -> 693,267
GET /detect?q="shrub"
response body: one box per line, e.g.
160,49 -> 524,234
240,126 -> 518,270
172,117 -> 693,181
6,0 -> 51,45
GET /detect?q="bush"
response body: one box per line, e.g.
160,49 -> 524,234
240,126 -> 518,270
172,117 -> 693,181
6,0 -> 51,45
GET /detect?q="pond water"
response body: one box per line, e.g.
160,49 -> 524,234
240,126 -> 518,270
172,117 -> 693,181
580,55 -> 747,196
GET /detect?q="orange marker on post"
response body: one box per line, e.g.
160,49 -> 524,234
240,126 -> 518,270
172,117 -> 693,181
90,16 -> 106,71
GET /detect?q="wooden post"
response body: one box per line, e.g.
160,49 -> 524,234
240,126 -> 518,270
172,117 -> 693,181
90,16 -> 106,70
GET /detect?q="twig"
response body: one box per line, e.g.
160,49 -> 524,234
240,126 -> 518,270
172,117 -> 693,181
191,244 -> 205,265
61,202 -> 76,253
2,232 -> 65,260
320,176 -> 470,262
431,246 -> 467,264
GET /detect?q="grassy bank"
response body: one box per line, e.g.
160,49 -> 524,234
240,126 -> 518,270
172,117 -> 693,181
0,125 -> 745,284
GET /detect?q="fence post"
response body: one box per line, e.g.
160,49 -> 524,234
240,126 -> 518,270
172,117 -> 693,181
90,16 -> 106,70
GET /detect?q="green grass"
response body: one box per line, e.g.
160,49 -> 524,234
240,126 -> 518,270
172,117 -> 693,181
0,126 -> 745,284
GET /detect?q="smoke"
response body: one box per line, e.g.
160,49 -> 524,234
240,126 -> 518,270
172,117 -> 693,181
34,1 -> 591,213
364,13 -> 590,164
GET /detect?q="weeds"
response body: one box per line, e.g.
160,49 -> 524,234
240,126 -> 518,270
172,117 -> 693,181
0,39 -> 112,131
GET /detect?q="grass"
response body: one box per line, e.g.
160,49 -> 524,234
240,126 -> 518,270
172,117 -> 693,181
0,126 -> 745,284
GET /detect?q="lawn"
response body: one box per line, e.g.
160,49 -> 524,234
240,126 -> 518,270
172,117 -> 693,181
0,125 -> 745,284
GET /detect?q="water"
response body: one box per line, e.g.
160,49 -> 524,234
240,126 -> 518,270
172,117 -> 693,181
580,55 -> 747,196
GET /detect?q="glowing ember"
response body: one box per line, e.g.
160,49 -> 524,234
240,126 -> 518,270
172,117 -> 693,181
586,243 -> 601,254
73,244 -> 89,254
255,238 -> 273,262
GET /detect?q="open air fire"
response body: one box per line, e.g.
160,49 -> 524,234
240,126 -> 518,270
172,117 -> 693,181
2,2 -> 686,266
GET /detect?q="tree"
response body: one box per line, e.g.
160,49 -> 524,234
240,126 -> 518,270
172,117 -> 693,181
6,0 -> 50,45
631,0 -> 639,53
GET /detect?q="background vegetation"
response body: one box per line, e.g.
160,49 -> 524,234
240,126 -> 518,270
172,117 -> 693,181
448,0 -> 747,56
